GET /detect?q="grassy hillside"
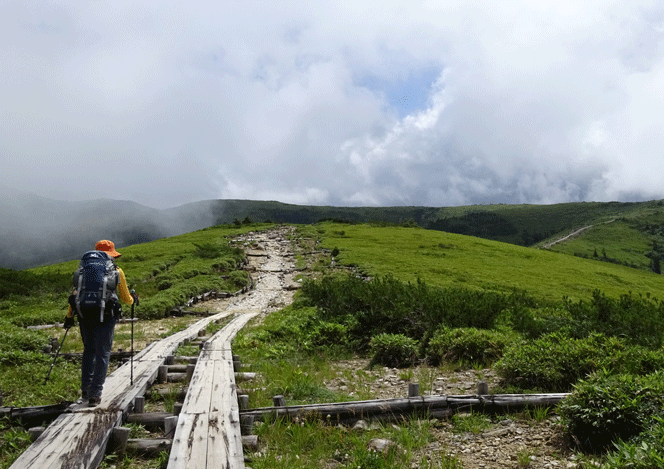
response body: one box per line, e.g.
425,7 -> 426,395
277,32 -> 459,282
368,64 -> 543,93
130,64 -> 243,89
190,199 -> 653,247
313,222 -> 664,302
543,200 -> 664,272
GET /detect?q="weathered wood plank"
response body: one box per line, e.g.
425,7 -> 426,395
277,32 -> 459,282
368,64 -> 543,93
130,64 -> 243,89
166,313 -> 256,469
10,411 -> 122,469
207,410 -> 244,468
167,413 -> 208,469
240,393 -> 571,422
180,349 -> 217,415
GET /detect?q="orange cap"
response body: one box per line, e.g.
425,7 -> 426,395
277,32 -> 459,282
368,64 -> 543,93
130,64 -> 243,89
95,240 -> 121,258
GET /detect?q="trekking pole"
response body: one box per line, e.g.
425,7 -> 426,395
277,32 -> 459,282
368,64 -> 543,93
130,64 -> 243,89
130,289 -> 135,385
44,328 -> 69,385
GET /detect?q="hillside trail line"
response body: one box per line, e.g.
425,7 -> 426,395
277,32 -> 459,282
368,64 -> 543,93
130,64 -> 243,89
541,219 -> 615,249
204,226 -> 299,322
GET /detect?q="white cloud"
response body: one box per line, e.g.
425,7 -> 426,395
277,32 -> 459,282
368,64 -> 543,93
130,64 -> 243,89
0,0 -> 663,208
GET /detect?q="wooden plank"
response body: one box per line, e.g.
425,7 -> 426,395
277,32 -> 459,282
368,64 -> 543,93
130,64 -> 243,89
181,349 -> 217,415
167,413 -> 208,469
208,352 -> 243,467
207,411 -> 244,468
10,411 -> 122,469
167,313 -> 257,469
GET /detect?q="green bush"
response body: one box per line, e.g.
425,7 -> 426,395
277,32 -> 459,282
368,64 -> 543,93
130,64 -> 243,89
558,370 -> 664,453
300,274 -> 517,349
227,270 -> 249,288
496,333 -> 664,392
563,290 -> 664,347
496,333 -> 623,392
369,333 -> 418,368
426,327 -> 513,366
507,305 -> 574,339
308,322 -> 348,348
603,416 -> 664,468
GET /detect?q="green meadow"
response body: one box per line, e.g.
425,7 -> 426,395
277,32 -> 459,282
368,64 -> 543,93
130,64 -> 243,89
314,222 -> 664,302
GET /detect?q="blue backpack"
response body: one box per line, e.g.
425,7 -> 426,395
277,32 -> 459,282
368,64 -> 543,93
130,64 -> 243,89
73,251 -> 119,322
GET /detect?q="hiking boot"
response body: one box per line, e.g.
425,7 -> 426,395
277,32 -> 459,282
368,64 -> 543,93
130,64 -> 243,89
88,395 -> 101,407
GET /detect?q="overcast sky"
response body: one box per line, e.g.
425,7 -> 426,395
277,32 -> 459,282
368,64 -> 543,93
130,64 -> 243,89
1,1 -> 663,209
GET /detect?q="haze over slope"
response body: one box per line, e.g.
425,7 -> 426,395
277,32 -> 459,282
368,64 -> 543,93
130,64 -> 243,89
0,189 -> 215,269
2,187 -> 661,270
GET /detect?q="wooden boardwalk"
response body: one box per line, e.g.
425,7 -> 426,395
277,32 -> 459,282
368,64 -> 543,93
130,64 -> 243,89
9,310 -> 243,469
167,311 -> 258,469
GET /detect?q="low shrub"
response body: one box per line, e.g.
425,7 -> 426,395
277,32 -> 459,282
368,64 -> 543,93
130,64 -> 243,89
227,270 -> 249,288
558,370 -> 664,453
300,274 -> 520,349
496,333 -> 664,392
563,290 -> 664,347
496,333 -> 623,392
308,322 -> 348,348
507,305 -> 574,339
603,416 -> 664,468
426,327 -> 514,367
369,333 -> 418,368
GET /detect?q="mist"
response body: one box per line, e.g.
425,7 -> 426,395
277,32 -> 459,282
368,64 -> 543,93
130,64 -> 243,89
0,189 -> 218,269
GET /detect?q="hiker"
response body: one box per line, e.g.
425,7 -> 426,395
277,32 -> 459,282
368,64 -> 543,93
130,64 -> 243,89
63,240 -> 138,406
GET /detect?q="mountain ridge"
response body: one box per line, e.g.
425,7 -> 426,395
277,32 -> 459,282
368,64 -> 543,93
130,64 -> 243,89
1,189 -> 662,270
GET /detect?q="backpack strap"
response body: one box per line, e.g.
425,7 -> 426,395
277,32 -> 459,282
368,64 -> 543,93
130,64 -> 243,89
75,272 -> 83,317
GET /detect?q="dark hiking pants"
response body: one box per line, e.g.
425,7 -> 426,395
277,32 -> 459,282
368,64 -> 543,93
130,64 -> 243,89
79,315 -> 117,398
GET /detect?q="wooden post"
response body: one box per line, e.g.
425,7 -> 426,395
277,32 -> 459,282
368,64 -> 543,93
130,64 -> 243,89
242,435 -> 259,450
273,395 -> 286,407
165,355 -> 175,365
164,415 -> 178,437
235,372 -> 257,381
126,438 -> 172,457
408,383 -> 420,398
240,414 -> 255,435
158,365 -> 168,384
133,396 -> 145,414
186,363 -> 196,382
233,356 -> 241,372
173,403 -> 183,415
477,381 -> 489,396
28,427 -> 45,442
238,394 -> 249,411
108,427 -> 130,455
167,372 -> 187,383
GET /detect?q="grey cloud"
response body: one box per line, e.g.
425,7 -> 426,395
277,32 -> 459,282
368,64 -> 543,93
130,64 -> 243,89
1,1 -> 663,210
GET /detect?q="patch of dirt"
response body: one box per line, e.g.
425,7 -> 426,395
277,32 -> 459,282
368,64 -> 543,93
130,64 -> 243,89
327,359 -> 580,468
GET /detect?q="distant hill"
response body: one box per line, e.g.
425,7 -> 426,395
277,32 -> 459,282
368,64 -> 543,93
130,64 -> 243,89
1,188 -> 663,271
